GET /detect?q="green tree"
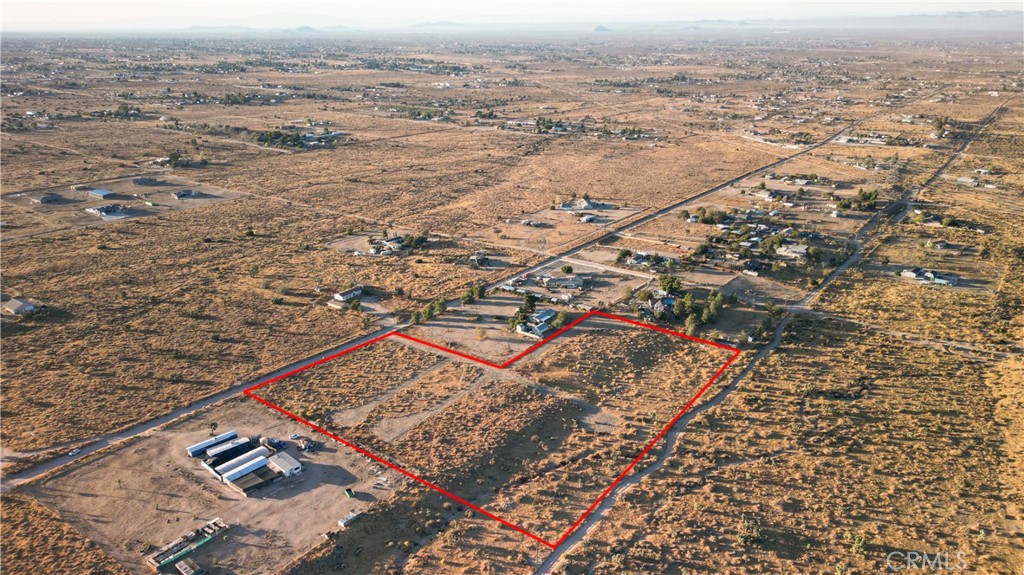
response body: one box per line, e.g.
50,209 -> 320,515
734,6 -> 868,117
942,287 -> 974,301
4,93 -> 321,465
551,311 -> 569,329
684,313 -> 700,336
672,297 -> 687,317
681,292 -> 695,315
701,305 -> 716,324
658,274 -> 680,294
521,292 -> 537,313
560,264 -> 574,275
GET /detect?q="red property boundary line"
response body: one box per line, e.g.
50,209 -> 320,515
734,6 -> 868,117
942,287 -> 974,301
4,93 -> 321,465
244,310 -> 741,549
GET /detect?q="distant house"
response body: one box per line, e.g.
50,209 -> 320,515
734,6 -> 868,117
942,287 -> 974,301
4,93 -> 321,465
516,322 -> 553,340
560,277 -> 586,291
174,189 -> 197,200
528,308 -> 557,326
88,189 -> 115,199
2,297 -> 37,315
333,285 -> 364,302
900,267 -> 924,280
133,177 -> 159,185
562,198 -> 596,211
31,193 -> 60,204
924,270 -> 959,286
579,214 -> 598,224
776,244 -> 809,259
85,204 -> 126,216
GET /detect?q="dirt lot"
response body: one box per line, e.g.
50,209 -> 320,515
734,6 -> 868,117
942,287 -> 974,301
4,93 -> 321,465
256,314 -> 735,548
29,396 -> 401,575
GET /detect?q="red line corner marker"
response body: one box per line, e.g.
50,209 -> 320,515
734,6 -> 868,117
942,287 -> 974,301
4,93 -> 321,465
245,310 -> 741,549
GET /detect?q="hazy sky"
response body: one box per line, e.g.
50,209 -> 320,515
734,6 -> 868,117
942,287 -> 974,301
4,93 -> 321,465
3,0 -> 1020,31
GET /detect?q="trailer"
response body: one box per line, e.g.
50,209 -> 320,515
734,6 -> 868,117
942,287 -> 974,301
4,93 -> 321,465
146,518 -> 229,569
204,437 -> 249,458
185,431 -> 238,458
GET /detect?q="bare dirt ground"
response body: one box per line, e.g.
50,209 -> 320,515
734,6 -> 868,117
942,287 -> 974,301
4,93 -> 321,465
28,397 -> 402,575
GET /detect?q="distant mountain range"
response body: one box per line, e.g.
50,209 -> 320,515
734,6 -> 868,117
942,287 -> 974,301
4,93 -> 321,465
67,9 -> 1020,36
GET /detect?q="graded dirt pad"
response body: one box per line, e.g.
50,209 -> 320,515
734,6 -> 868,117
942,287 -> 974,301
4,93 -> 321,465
250,313 -> 736,547
539,319 -> 1024,575
1,174 -> 245,240
27,397 -> 401,575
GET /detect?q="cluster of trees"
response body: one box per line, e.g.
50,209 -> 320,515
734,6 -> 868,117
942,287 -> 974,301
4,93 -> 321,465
400,232 -> 430,249
507,293 -> 539,330
832,188 -> 879,211
534,116 -> 564,133
95,104 -> 142,120
256,130 -> 306,148
410,298 -> 450,324
746,302 -> 785,342
685,206 -> 729,225
220,92 -> 269,106
167,150 -> 207,168
679,291 -> 731,336
630,276 -> 735,335
461,285 -> 486,305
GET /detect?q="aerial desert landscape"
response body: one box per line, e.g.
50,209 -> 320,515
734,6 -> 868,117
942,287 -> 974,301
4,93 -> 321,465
1,2 -> 1022,574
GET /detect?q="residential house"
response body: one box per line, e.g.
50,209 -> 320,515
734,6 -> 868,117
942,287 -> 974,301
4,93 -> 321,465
333,285 -> 364,302
88,189 -> 115,199
516,322 -> 553,340
776,244 -> 809,259
528,308 -> 557,326
85,204 -> 126,216
174,189 -> 197,200
2,297 -> 37,315
900,267 -> 924,280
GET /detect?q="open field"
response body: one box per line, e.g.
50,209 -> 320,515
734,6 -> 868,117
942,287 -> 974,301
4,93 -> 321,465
0,199 -> 512,457
539,319 -> 1024,575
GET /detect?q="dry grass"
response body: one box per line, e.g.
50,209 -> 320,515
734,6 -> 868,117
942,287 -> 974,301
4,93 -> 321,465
543,320 -> 1023,574
0,492 -> 130,575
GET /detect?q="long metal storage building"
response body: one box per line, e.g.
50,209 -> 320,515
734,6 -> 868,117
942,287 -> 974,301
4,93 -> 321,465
185,431 -> 238,458
221,457 -> 270,483
214,446 -> 271,478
